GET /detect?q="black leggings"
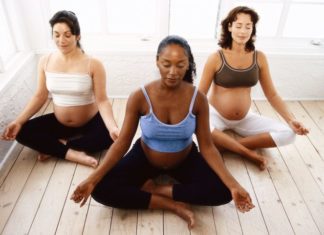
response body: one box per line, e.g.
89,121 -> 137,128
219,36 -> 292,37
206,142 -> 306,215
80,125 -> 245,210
92,138 -> 232,209
16,112 -> 113,159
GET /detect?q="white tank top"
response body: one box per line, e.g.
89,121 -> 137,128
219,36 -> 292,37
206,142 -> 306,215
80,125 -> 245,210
44,54 -> 95,107
46,72 -> 95,107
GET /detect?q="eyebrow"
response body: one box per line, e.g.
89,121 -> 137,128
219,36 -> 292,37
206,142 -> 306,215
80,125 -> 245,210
53,30 -> 72,34
235,22 -> 252,25
161,58 -> 187,63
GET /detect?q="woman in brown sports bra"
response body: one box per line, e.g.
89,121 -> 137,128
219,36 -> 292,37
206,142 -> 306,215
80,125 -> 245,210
199,6 -> 309,170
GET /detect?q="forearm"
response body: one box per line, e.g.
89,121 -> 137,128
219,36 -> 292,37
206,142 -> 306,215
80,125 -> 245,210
202,148 -> 240,190
267,95 -> 295,123
15,94 -> 48,124
97,99 -> 118,131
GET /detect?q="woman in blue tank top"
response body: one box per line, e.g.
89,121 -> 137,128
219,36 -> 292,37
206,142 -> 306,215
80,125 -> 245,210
199,6 -> 309,170
71,35 -> 254,228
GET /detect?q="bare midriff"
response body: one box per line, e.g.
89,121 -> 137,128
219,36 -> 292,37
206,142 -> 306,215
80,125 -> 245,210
209,85 -> 252,120
53,103 -> 98,127
141,140 -> 192,170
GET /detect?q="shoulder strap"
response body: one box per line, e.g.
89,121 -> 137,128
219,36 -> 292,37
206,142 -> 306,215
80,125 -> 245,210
141,86 -> 152,112
189,87 -> 198,112
44,53 -> 52,71
218,50 -> 226,63
87,56 -> 92,75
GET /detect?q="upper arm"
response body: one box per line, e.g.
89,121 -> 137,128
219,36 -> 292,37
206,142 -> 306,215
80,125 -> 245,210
198,52 -> 220,95
194,91 -> 214,151
115,90 -> 142,147
90,58 -> 108,103
35,55 -> 49,99
257,51 -> 278,99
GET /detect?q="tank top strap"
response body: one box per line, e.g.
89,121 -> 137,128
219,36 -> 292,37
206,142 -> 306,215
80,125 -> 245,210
218,50 -> 226,64
44,53 -> 52,71
87,56 -> 92,75
189,87 -> 198,113
141,86 -> 153,112
253,50 -> 258,65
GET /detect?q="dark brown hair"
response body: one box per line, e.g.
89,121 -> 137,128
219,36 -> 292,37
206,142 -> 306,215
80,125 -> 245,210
49,10 -> 82,49
218,6 -> 259,51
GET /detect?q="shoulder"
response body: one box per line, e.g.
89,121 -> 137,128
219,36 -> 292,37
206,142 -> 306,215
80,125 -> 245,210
192,88 -> 208,113
38,54 -> 52,69
89,56 -> 104,68
204,50 -> 222,72
126,87 -> 147,114
255,50 -> 268,67
207,51 -> 222,64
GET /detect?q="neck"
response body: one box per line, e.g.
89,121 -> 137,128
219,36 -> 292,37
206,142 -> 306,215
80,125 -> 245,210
231,42 -> 247,54
59,48 -> 82,61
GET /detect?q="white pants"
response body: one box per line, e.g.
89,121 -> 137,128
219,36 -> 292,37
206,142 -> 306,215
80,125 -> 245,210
209,105 -> 296,147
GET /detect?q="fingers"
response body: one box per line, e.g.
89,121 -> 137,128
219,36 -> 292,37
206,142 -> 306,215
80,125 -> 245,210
237,200 -> 255,213
80,196 -> 89,207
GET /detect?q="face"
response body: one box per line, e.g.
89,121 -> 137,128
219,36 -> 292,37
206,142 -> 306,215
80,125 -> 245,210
228,13 -> 253,45
52,22 -> 79,53
156,44 -> 189,87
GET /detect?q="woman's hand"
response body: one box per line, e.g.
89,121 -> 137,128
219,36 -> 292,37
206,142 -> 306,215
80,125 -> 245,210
109,126 -> 120,141
1,121 -> 22,141
288,119 -> 309,135
230,186 -> 255,213
70,178 -> 96,207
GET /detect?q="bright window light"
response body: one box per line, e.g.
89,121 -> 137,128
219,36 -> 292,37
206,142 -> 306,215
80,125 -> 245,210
0,4 -> 16,67
170,0 -> 220,39
283,3 -> 324,38
106,0 -> 158,35
49,0 -> 103,33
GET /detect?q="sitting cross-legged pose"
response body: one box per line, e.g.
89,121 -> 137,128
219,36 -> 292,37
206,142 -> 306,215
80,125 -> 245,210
199,6 -> 309,170
71,35 -> 254,228
1,10 -> 119,168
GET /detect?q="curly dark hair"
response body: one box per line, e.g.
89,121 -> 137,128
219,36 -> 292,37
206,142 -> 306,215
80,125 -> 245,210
157,35 -> 196,84
49,10 -> 82,49
218,6 -> 259,52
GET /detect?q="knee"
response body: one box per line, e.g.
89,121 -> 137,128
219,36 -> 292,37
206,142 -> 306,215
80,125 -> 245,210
208,185 -> 232,206
91,182 -> 114,207
16,122 -> 32,144
185,182 -> 232,206
271,129 -> 296,146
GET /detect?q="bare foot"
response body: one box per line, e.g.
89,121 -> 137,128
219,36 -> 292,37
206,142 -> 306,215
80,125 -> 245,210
141,179 -> 156,193
38,153 -> 51,161
258,157 -> 268,171
59,139 -> 67,145
246,150 -> 268,170
65,149 -> 98,168
174,202 -> 195,229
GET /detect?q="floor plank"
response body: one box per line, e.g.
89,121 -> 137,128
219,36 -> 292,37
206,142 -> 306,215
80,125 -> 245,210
255,101 -> 322,234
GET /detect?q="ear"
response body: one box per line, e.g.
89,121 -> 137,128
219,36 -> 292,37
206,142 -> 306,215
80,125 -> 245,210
76,35 -> 81,41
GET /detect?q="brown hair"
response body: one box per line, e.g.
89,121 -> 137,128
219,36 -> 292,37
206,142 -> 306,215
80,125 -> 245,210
218,6 -> 259,51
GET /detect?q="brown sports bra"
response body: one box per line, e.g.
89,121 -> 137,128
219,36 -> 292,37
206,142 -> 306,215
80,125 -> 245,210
213,50 -> 259,88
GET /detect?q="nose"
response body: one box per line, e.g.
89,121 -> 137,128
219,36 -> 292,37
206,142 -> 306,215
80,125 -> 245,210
58,35 -> 66,44
169,65 -> 177,75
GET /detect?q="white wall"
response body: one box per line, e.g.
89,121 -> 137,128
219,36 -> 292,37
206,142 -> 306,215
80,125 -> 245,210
95,51 -> 324,100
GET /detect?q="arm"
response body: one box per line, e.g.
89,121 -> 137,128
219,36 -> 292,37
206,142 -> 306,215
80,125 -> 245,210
91,58 -> 119,140
258,51 -> 308,135
2,56 -> 49,140
194,92 -> 254,212
198,52 -> 220,95
71,90 -> 142,206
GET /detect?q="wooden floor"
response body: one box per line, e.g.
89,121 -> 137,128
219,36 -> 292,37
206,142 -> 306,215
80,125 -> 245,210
1,99 -> 324,235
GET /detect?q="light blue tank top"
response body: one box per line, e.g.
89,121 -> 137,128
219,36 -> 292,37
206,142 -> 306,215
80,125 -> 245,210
140,86 -> 198,153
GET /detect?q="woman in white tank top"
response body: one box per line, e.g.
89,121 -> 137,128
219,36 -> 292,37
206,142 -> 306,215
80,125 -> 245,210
1,10 -> 119,168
